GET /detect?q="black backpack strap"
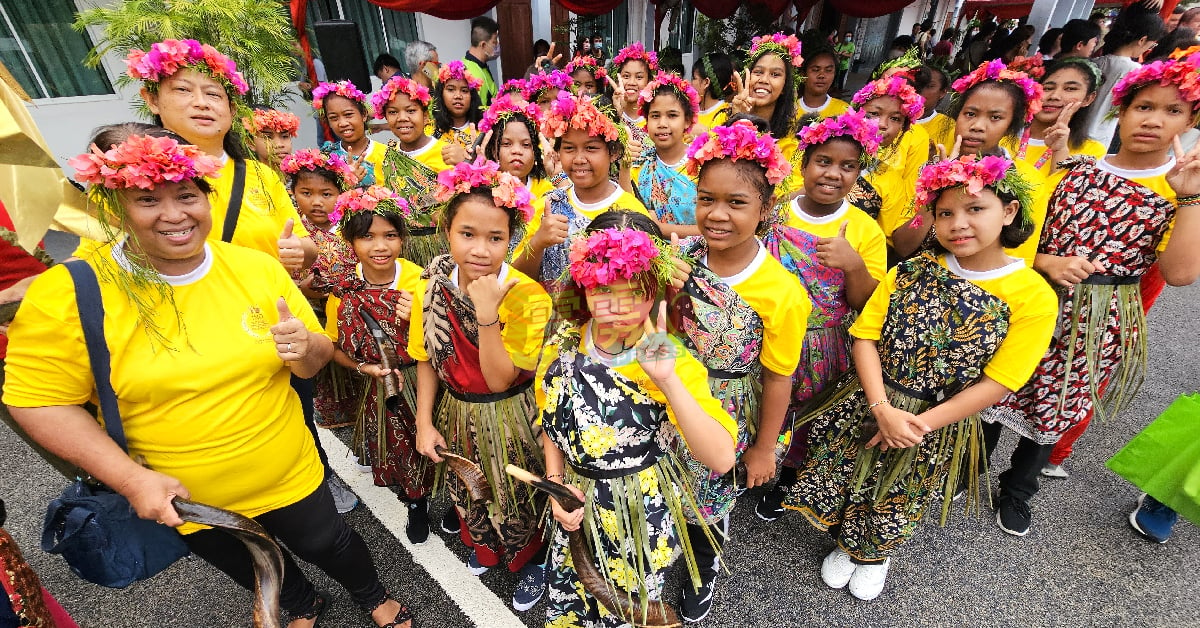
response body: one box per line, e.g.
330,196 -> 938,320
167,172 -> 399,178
221,157 -> 247,243
64,260 -> 127,452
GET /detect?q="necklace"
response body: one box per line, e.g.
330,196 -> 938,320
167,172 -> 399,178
364,272 -> 396,288
343,139 -> 369,159
592,341 -> 632,357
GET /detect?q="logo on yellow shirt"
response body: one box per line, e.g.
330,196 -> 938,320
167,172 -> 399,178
242,306 -> 272,341
247,187 -> 275,215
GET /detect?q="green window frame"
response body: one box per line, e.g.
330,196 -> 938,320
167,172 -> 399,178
0,0 -> 113,99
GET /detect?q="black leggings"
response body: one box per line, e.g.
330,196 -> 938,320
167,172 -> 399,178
291,374 -> 331,471
183,482 -> 386,615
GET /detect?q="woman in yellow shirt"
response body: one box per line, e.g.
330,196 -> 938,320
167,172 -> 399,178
729,33 -> 803,162
798,43 -> 851,120
4,130 -> 412,627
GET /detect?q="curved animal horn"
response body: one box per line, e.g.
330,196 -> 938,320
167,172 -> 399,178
435,445 -> 494,503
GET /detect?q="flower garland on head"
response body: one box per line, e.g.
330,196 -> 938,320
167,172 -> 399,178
433,157 -> 536,222
796,109 -> 883,166
685,119 -> 791,184
612,42 -> 660,74
523,70 -> 575,101
125,39 -> 249,95
370,75 -> 432,119
242,109 -> 301,136
567,227 -> 674,290
637,72 -> 701,118
312,80 -> 371,118
913,154 -> 1034,228
540,91 -> 625,146
279,149 -> 358,189
330,185 -> 412,228
565,55 -> 608,83
952,60 -> 1044,124
873,47 -> 923,81
437,60 -> 484,90
1007,55 -> 1045,80
499,77 -> 529,97
851,76 -> 926,124
748,33 -> 804,69
1111,53 -> 1200,112
478,92 -> 543,134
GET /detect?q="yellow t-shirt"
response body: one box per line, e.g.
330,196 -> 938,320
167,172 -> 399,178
400,137 -> 453,173
323,259 -> 425,340
1093,157 -> 1179,252
916,111 -> 955,153
208,157 -> 311,256
535,325 -> 738,447
2,242 -> 325,533
784,198 -> 888,282
776,134 -> 799,165
362,139 -> 390,184
527,176 -> 555,201
696,101 -> 730,131
513,184 -> 651,263
1006,158 -> 1050,265
1004,136 -> 1107,176
850,254 -> 1058,391
798,95 -> 850,120
407,263 -> 552,372
867,125 -> 931,243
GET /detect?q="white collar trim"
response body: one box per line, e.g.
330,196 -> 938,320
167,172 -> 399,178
799,94 -> 832,113
113,242 -> 213,286
945,252 -> 1025,280
791,197 -> 850,225
569,182 -> 623,211
450,262 -> 510,287
699,101 -> 727,115
701,240 -> 766,287
1097,156 -> 1175,179
401,137 -> 436,158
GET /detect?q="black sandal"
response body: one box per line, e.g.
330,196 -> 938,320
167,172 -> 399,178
284,591 -> 330,626
369,597 -> 413,628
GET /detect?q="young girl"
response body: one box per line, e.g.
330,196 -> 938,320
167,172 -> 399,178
758,111 -> 891,519
478,93 -> 556,201
245,107 -> 300,171
610,42 -> 659,130
322,186 -> 433,544
668,123 -> 811,621
315,80 -> 387,187
690,52 -> 734,131
914,65 -> 955,152
523,69 -> 575,113
565,55 -> 606,97
512,92 -> 651,286
730,33 -> 802,163
631,73 -> 702,236
1008,58 -> 1106,176
409,158 -> 552,607
983,53 -> 1200,536
431,60 -> 484,151
538,211 -> 737,627
798,42 -> 851,120
784,155 -> 1058,600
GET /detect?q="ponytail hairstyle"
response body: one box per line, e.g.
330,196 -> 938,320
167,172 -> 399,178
1100,3 -> 1165,56
691,52 -> 734,102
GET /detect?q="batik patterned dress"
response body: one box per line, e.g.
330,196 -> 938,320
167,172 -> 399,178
382,141 -> 450,268
538,189 -> 595,287
985,156 -> 1177,444
633,151 -> 696,225
539,325 -> 736,628
305,219 -> 359,427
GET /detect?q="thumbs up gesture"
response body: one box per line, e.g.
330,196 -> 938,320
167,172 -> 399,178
530,200 -> 569,252
815,221 -> 864,272
270,297 -> 309,361
278,219 -> 305,274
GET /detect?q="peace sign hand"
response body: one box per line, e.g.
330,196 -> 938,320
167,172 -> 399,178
936,135 -> 963,162
1167,135 -> 1200,198
606,74 -> 630,115
1045,101 -> 1081,157
535,42 -> 563,71
667,232 -> 691,289
349,152 -> 368,184
730,69 -> 753,113
636,302 -> 676,384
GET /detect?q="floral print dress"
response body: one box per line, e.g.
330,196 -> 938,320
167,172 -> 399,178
306,219 -> 360,427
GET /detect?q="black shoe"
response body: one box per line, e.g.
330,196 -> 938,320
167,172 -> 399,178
406,498 -> 429,545
284,590 -> 330,626
681,571 -> 716,623
755,485 -> 786,522
995,494 -> 1032,537
440,507 -> 461,534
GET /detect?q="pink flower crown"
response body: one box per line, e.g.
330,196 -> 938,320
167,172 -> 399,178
685,119 -> 791,185
433,157 -> 535,222
1007,55 -> 1045,80
478,93 -> 543,135
1112,53 -> 1200,112
312,80 -> 370,114
796,109 -> 883,159
437,60 -> 484,90
279,149 -> 358,187
567,227 -> 672,290
125,39 -> 249,95
500,77 -> 529,96
952,60 -> 1044,124
69,134 -> 221,190
638,73 -> 701,118
370,75 -> 431,119
242,109 -> 301,136
565,56 -> 608,82
612,42 -> 659,73
539,91 -> 622,142
748,33 -> 804,68
523,70 -> 574,100
330,185 -> 411,226
851,76 -> 925,123
914,155 -> 1011,209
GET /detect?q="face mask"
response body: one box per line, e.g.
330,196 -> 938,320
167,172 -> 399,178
422,63 -> 437,80
594,41 -> 603,50
491,43 -> 501,60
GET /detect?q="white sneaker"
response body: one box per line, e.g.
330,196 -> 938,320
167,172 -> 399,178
351,454 -> 372,474
820,548 -> 856,589
848,558 -> 890,601
1040,463 -> 1070,479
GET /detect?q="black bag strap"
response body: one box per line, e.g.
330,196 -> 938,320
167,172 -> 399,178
64,260 -> 127,452
221,157 -> 247,243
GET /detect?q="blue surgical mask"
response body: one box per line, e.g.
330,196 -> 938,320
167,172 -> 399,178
594,41 -> 603,50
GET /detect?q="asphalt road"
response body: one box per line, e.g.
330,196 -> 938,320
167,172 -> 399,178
1,231 -> 1196,627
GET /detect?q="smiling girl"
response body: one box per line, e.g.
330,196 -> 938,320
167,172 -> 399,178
431,60 -> 484,151
631,73 -> 702,236
315,81 -> 386,188
784,154 -> 1057,601
610,42 -> 659,129
731,33 -> 802,162
1007,58 -> 1106,175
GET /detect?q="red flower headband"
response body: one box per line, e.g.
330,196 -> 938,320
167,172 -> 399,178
69,134 -> 221,190
565,56 -> 608,83
330,185 -> 411,227
568,227 -> 673,290
612,42 -> 659,73
370,75 -> 432,119
242,109 -> 301,136
638,72 -> 701,118
952,60 -> 1044,124
523,70 -> 574,101
312,80 -> 370,116
1007,56 -> 1045,80
479,93 -> 543,135
437,60 -> 484,90
1112,53 -> 1200,112
911,154 -> 1034,229
685,119 -> 791,185
851,75 -> 925,124
796,109 -> 883,161
125,39 -> 249,95
540,91 -> 622,143
433,157 -> 535,222
748,33 -> 804,68
279,149 -> 358,187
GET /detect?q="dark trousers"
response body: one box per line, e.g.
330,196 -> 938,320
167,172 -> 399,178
183,482 -> 386,615
982,422 -> 1055,503
291,374 -> 331,471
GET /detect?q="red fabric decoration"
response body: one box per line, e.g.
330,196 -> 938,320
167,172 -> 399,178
826,0 -> 918,18
554,0 -> 625,15
962,0 -> 1035,20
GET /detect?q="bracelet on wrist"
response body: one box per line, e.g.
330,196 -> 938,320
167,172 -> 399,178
545,473 -> 565,482
868,399 -> 890,410
550,172 -> 570,186
356,362 -> 366,374
1176,192 -> 1200,207
478,316 -> 500,327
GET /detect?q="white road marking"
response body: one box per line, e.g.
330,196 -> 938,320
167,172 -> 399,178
318,429 -> 527,628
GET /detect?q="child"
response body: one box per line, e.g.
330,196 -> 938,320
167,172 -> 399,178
983,53 -> 1200,536
245,107 -> 300,171
730,33 -> 802,162
539,211 -> 737,627
690,52 -> 734,131
785,154 -> 1058,600
798,40 -> 851,120
758,111 -> 891,519
314,80 -> 386,187
669,123 -> 811,621
409,158 -> 552,610
1008,58 -> 1106,175
631,73 -> 702,236
322,186 -> 433,544
610,42 -> 659,129
914,65 -> 955,152
478,93 -> 556,201
512,92 -> 651,286
431,60 -> 484,151
565,55 -> 606,97
523,69 -> 575,113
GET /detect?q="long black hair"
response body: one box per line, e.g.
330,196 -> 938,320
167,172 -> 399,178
1101,3 -> 1166,55
746,51 -> 799,141
1042,58 -> 1101,150
691,52 -> 734,102
432,78 -> 483,137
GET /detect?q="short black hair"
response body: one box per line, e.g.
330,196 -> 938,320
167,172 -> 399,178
948,80 -> 1028,141
372,53 -> 402,76
1059,19 -> 1102,55
341,210 -> 409,243
1038,28 -> 1063,55
1100,2 -> 1165,56
289,167 -> 343,193
914,65 -> 949,93
441,189 -> 523,241
470,16 -> 499,46
799,135 -> 865,171
322,92 -> 368,118
928,185 -> 1032,253
89,123 -> 213,195
638,81 -> 697,121
483,115 -> 547,180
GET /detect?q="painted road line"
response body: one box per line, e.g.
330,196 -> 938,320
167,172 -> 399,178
319,429 -> 526,628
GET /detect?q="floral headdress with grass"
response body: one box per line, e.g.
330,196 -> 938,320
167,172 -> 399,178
125,39 -> 249,96
565,55 -> 608,83
568,227 -> 674,290
685,119 -> 791,185
796,109 -> 883,166
371,75 -> 432,120
1111,53 -> 1200,112
873,47 -> 923,81
499,77 -> 529,97
851,75 -> 925,124
279,149 -> 357,189
540,91 -> 625,147
312,80 -> 371,118
330,185 -> 411,227
433,157 -> 535,222
1007,55 -> 1045,80
242,109 -> 301,136
748,33 -> 804,69
612,42 -> 659,73
912,155 -> 1034,229
478,93 -> 543,134
437,60 -> 484,90
638,72 -> 701,118
952,60 -> 1044,124
523,70 -> 575,101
